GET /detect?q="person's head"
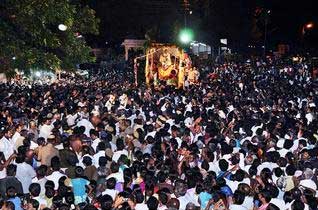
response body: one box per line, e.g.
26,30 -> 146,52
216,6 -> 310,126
134,190 -> 144,204
291,199 -> 304,210
45,187 -> 55,199
97,142 -> 106,152
303,168 -> 314,179
235,169 -> 245,182
99,194 -> 113,210
285,164 -> 296,176
110,162 -> 119,173
99,156 -> 107,167
51,156 -> 61,171
6,164 -> 17,176
116,138 -> 125,151
185,202 -> 196,210
29,183 -> 41,197
258,190 -> 271,204
67,155 -> 78,167
158,192 -> 168,206
233,190 -> 245,205
30,199 -> 40,209
6,186 -> 17,199
75,166 -> 84,177
1,201 -> 15,210
36,165 -> 48,178
83,156 -> 93,167
237,183 -> 251,196
219,159 -> 229,172
167,198 -> 180,210
90,129 -> 99,139
174,180 -> 187,197
106,178 -> 116,190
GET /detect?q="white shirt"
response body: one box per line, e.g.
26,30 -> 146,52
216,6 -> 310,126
135,203 -> 148,210
15,162 -> 36,193
112,150 -> 128,163
46,171 -> 65,190
77,119 -> 94,137
39,124 -> 53,140
226,179 -> 239,192
242,196 -> 254,210
107,172 -> 124,183
33,196 -> 48,207
102,189 -> 118,200
177,195 -> 189,210
32,177 -> 48,197
229,204 -> 248,210
11,131 -> 21,150
270,198 -> 286,210
257,162 -> 278,175
0,136 -> 14,160
93,151 -> 105,168
91,138 -> 101,152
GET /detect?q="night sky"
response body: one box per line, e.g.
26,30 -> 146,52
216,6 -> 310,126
86,0 -> 318,52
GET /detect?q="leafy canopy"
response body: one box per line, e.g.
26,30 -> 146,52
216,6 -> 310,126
0,0 -> 99,75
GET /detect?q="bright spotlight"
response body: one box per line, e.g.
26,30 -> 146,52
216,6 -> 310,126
179,28 -> 194,44
58,24 -> 67,31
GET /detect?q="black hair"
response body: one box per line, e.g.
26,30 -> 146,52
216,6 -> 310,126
285,164 -> 296,176
51,156 -> 61,171
36,165 -> 48,177
83,156 -> 93,166
134,190 -> 144,204
106,178 -> 116,189
147,196 -> 159,210
110,162 -> 119,173
219,159 -> 229,172
6,186 -> 16,198
233,190 -> 245,205
29,183 -> 41,197
291,199 -> 304,210
99,194 -> 113,210
6,164 -> 17,176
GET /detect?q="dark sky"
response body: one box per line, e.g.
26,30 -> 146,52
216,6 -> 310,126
86,0 -> 318,52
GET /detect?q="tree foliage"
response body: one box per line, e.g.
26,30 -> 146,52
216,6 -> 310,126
0,0 -> 99,75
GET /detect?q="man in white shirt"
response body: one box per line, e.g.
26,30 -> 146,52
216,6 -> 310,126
46,156 -> 65,190
90,129 -> 101,152
229,191 -> 248,210
32,165 -> 48,197
0,128 -> 14,160
112,139 -> 128,163
39,117 -> 53,140
101,178 -> 118,200
77,117 -> 94,137
15,156 -> 36,194
93,142 -> 106,168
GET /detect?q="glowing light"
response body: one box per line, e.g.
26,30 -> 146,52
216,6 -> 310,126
58,24 -> 67,31
179,28 -> 194,44
35,72 -> 41,77
306,23 -> 313,29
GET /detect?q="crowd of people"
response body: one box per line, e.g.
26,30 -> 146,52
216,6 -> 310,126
0,57 -> 317,210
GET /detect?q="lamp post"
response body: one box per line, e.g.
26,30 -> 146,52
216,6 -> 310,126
263,10 -> 270,58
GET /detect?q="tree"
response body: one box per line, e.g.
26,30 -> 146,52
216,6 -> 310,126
0,0 -> 99,76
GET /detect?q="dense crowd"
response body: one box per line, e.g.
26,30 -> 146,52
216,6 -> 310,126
0,58 -> 317,210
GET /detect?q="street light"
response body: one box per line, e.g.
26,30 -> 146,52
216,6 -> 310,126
58,24 -> 67,31
302,22 -> 314,36
306,23 -> 314,29
179,28 -> 194,44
